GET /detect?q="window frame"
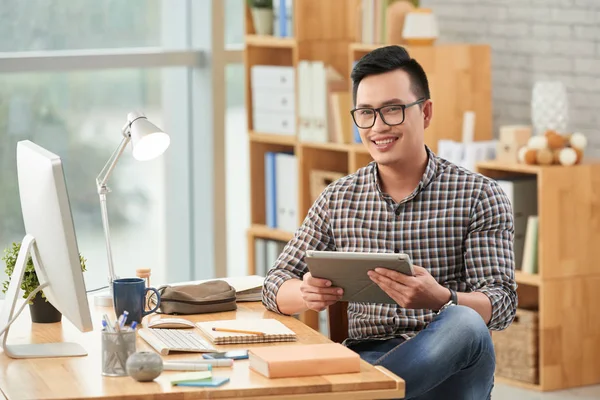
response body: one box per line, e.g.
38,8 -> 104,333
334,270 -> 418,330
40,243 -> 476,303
0,0 -> 242,282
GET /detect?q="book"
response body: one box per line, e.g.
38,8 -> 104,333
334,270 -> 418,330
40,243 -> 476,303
195,318 -> 297,345
248,343 -> 361,378
174,376 -> 230,387
521,215 -> 539,274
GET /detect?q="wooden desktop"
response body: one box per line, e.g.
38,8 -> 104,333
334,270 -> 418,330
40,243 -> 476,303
0,299 -> 405,399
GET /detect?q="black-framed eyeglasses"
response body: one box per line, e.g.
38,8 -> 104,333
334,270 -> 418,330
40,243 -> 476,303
350,98 -> 426,129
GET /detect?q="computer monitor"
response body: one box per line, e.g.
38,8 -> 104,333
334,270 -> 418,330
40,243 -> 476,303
0,140 -> 93,359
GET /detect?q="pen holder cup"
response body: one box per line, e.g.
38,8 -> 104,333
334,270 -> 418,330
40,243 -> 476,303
101,330 -> 137,377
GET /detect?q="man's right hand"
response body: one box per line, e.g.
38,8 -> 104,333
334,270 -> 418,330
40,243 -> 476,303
300,272 -> 344,312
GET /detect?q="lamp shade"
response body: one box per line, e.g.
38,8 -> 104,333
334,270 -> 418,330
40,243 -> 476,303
402,8 -> 439,46
128,112 -> 170,161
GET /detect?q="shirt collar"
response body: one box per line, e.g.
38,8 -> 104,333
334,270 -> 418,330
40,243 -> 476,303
371,145 -> 439,204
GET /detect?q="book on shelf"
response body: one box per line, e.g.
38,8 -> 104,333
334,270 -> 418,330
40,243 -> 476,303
254,239 -> 287,277
273,0 -> 294,38
521,215 -> 538,275
298,61 -> 345,143
264,151 -> 298,233
248,343 -> 361,378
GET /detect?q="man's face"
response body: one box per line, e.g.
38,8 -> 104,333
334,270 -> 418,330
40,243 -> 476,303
354,69 -> 432,167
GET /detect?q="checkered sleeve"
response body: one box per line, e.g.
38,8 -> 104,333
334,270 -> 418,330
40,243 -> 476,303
261,187 -> 336,314
464,180 -> 518,330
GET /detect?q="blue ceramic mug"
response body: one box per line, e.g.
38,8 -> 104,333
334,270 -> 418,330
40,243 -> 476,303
113,278 -> 161,325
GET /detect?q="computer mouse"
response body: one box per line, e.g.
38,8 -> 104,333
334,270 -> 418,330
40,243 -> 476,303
147,318 -> 196,329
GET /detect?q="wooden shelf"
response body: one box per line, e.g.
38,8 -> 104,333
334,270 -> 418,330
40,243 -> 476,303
248,224 -> 294,243
300,141 -> 369,154
349,42 -> 381,53
476,160 -> 542,175
477,160 -> 600,391
495,376 -> 541,391
246,34 -> 297,48
515,271 -> 540,286
249,131 -> 297,146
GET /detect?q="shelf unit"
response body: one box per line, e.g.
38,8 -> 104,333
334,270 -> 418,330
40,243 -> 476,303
244,0 -> 493,331
476,160 -> 600,391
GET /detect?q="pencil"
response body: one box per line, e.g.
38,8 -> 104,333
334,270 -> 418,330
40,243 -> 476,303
212,327 -> 265,336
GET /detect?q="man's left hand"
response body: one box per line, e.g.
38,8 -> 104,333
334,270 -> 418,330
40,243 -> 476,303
368,265 -> 450,310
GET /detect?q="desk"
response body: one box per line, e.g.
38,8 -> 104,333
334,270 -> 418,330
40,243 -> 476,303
0,301 -> 405,399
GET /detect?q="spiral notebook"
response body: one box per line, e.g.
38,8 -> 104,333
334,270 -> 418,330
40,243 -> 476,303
195,318 -> 297,345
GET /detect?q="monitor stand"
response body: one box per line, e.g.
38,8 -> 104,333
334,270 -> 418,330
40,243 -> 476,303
0,234 -> 87,359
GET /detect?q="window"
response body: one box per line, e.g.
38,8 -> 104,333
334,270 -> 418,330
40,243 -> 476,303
225,0 -> 245,46
0,0 -> 162,52
0,0 -> 226,296
225,63 -> 249,277
0,68 -> 178,289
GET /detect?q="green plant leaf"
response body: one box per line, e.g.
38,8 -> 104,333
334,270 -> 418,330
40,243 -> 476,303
1,242 -> 86,305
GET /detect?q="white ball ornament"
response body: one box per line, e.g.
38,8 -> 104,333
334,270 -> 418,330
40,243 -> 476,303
570,132 -> 587,150
527,135 -> 547,150
558,148 -> 577,166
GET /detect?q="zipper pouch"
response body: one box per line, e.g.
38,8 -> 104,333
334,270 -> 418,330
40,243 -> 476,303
153,280 -> 237,315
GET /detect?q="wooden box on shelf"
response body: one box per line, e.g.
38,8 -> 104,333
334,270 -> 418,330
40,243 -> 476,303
476,160 -> 600,392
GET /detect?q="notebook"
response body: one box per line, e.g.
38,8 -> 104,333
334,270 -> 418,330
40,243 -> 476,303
195,318 -> 297,345
169,371 -> 212,385
249,343 -> 361,378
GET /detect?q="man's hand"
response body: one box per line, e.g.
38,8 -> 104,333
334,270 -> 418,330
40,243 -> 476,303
368,265 -> 450,310
300,272 -> 344,312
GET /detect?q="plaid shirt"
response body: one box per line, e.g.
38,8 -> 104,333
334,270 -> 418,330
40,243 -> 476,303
262,146 -> 517,343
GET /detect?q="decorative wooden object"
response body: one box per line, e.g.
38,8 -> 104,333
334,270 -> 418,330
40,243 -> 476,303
245,0 -> 493,333
496,125 -> 532,163
476,160 -> 600,391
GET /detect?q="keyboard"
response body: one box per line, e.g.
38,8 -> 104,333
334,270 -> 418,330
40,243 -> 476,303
138,328 -> 217,355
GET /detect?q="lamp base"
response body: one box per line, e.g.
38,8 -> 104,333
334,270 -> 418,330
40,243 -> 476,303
94,290 -> 114,308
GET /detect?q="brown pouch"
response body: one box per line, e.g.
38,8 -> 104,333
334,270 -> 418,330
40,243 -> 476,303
154,280 -> 237,315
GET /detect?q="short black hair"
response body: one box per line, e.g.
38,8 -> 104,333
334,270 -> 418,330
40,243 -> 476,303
351,45 -> 430,106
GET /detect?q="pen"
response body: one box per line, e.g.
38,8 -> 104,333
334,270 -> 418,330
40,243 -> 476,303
102,314 -> 115,332
163,362 -> 212,371
130,321 -> 138,331
211,327 -> 265,336
170,359 -> 233,367
118,311 -> 129,328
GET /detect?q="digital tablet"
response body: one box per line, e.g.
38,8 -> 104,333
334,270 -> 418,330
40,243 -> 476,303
305,250 -> 414,304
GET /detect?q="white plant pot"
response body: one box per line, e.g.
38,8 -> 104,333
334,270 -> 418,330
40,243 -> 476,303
251,8 -> 274,36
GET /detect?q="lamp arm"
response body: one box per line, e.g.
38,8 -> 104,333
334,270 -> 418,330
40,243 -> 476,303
96,133 -> 131,192
96,127 -> 131,285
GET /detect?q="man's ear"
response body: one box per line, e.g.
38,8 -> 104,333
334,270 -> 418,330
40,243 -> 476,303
423,100 -> 433,129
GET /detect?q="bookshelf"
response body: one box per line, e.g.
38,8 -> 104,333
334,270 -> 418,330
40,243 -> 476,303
476,160 -> 600,391
244,0 -> 493,331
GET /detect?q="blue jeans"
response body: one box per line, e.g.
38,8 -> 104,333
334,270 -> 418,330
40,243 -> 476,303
348,305 -> 495,400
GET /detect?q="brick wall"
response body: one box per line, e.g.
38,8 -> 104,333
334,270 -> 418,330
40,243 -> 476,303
421,0 -> 600,157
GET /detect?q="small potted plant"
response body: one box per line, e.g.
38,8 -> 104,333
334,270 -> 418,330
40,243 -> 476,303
248,0 -> 274,36
1,242 -> 87,323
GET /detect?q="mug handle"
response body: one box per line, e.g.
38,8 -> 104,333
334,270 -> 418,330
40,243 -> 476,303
143,287 -> 161,316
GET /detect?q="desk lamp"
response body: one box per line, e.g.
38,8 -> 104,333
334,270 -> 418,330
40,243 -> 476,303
94,111 -> 170,307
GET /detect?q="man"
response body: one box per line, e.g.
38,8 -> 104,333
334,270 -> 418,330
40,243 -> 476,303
262,45 -> 517,400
